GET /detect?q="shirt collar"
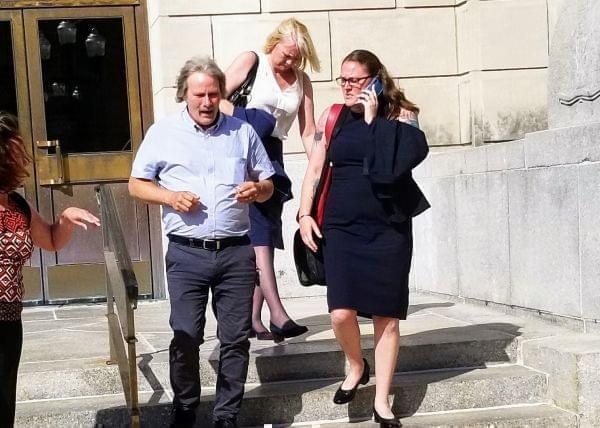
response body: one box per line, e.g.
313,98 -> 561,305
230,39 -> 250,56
181,106 -> 225,134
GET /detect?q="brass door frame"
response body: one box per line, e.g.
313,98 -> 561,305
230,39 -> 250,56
24,6 -> 143,184
1,9 -> 44,301
134,0 -> 164,298
2,10 -> 33,195
0,1 -> 139,8
21,5 -> 156,303
2,2 -> 164,302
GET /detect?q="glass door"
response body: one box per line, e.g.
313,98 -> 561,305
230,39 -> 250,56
21,7 -> 151,302
0,9 -> 42,302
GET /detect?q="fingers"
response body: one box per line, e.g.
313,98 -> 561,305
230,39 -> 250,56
358,88 -> 378,104
312,222 -> 322,239
356,92 -> 369,105
84,212 -> 101,226
300,218 -> 321,252
60,208 -> 101,230
171,191 -> 200,212
301,231 -> 317,253
235,182 -> 260,204
359,88 -> 378,125
181,191 -> 200,207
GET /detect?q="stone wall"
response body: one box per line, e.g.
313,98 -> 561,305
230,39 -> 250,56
145,0 -> 572,302
411,124 -> 600,331
146,0 -> 560,148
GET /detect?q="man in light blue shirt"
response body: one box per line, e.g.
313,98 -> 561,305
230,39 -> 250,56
129,56 -> 274,428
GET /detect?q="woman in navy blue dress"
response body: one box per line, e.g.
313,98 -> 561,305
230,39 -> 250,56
298,50 -> 429,427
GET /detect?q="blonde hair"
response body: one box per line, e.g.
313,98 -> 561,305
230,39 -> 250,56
263,18 -> 321,72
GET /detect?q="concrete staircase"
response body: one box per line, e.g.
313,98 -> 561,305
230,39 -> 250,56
15,294 -> 581,427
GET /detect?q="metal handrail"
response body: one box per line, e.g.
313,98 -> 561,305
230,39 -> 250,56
95,184 -> 140,428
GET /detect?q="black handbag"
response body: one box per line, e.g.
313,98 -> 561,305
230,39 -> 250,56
293,230 -> 326,286
228,52 -> 259,107
293,104 -> 346,287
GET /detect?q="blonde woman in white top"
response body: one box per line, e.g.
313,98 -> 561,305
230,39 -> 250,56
222,18 -> 320,342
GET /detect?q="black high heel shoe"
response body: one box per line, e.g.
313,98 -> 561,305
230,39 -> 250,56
373,408 -> 402,427
333,358 -> 370,404
248,328 -> 274,341
269,320 -> 308,342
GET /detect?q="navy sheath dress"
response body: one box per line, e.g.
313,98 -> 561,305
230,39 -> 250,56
323,112 -> 412,319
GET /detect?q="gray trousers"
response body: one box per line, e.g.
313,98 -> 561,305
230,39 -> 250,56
166,240 -> 255,421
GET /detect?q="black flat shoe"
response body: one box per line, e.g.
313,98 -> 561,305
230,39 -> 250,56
213,418 -> 237,428
373,408 -> 402,427
333,358 -> 370,404
269,320 -> 308,342
248,328 -> 274,341
169,407 -> 196,428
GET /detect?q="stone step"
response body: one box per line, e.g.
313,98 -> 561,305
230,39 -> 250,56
294,404 -> 577,428
17,327 -> 518,401
16,365 -> 547,427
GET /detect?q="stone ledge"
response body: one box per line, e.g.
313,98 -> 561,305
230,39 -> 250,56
524,123 -> 600,168
416,122 -> 600,180
522,335 -> 600,427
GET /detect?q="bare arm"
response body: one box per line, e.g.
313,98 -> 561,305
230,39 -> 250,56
298,107 -> 329,251
223,51 -> 257,97
30,206 -> 100,252
219,99 -> 234,116
128,177 -> 200,212
297,72 -> 317,158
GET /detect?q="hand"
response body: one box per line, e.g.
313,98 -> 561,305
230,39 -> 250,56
60,208 -> 101,231
357,87 -> 378,125
167,191 -> 200,212
299,215 -> 322,253
235,181 -> 261,204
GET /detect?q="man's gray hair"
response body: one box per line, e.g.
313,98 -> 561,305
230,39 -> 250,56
175,55 -> 226,102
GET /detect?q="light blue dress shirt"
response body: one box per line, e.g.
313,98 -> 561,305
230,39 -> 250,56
131,108 -> 275,239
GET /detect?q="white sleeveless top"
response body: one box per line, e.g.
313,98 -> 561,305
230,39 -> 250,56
246,53 -> 303,140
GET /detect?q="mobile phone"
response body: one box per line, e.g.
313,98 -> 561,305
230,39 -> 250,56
365,77 -> 383,96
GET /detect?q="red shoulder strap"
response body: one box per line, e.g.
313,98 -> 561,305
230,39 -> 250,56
324,104 -> 344,150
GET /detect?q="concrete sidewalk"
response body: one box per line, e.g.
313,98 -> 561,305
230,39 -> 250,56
18,291 -> 573,371
16,293 -> 591,427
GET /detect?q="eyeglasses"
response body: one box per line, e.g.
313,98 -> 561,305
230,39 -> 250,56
335,76 -> 372,87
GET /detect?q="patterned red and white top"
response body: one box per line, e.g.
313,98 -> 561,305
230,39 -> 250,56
0,193 -> 34,321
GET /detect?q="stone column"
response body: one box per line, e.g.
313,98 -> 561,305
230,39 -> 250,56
528,2 -> 600,427
548,0 -> 600,128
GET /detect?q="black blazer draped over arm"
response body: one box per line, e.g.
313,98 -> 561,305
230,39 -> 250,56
362,117 -> 431,224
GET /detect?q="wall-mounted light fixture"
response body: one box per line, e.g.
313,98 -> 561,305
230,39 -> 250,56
85,27 -> 106,57
57,20 -> 77,45
39,31 -> 51,60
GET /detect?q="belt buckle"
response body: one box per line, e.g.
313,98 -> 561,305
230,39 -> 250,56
202,239 -> 220,250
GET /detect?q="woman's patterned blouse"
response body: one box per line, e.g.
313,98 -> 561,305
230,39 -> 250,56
0,194 -> 34,321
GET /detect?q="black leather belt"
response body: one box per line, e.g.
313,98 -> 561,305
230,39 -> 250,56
168,234 -> 250,251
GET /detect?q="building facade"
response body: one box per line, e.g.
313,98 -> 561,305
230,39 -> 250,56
0,0 -> 563,303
